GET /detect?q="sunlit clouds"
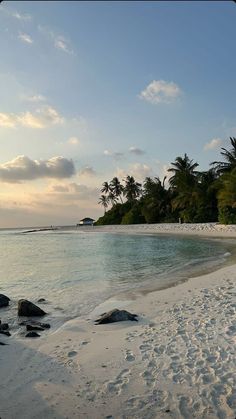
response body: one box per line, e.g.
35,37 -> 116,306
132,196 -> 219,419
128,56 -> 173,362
204,138 -> 222,151
139,80 -> 182,104
67,136 -> 80,145
79,166 -> 96,177
116,163 -> 153,182
0,107 -> 64,129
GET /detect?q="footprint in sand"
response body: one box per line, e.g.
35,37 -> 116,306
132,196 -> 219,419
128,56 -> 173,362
106,369 -> 130,394
141,369 -> 155,387
125,350 -> 135,362
68,350 -> 78,358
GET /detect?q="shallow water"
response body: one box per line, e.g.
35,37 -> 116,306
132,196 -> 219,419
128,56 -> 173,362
0,226 -> 235,329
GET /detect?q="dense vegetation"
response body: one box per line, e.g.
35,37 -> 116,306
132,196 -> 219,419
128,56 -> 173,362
96,137 -> 236,225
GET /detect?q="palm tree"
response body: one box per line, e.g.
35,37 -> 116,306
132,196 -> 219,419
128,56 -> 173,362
124,175 -> 142,202
108,191 -> 118,207
211,137 -> 236,175
168,153 -> 199,188
98,194 -> 109,214
142,176 -> 171,223
110,177 -> 124,203
167,154 -> 199,221
217,168 -> 236,208
101,181 -> 111,195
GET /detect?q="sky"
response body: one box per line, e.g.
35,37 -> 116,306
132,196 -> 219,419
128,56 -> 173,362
0,0 -> 236,228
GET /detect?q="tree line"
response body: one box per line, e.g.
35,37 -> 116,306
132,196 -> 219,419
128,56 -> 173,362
96,137 -> 236,225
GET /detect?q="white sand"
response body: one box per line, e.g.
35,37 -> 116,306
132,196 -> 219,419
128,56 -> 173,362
1,223 -> 236,419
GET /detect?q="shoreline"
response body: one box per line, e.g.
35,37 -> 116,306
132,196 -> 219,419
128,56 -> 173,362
93,222 -> 236,239
1,224 -> 236,418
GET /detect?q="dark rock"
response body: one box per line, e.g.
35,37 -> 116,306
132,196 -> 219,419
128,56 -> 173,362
26,324 -> 44,331
40,322 -> 50,329
95,309 -> 138,324
0,341 -> 7,345
37,298 -> 46,303
0,323 -> 9,330
0,330 -> 10,336
19,320 -> 50,329
0,294 -> 10,308
25,331 -> 40,338
18,299 -> 46,317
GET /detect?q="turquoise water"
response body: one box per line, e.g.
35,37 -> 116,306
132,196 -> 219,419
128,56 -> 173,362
0,227 -> 234,327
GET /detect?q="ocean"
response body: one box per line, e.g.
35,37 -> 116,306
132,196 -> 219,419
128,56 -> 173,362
0,226 -> 234,332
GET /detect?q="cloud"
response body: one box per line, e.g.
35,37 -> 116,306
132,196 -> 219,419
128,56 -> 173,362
68,136 -> 80,145
129,146 -> 145,155
0,107 -> 64,129
18,32 -> 33,45
2,7 -> 32,21
0,156 -> 76,183
79,166 -> 96,177
12,10 -> 32,21
204,138 -> 222,151
38,25 -> 74,55
0,113 -> 17,128
54,36 -> 73,54
139,80 -> 182,104
103,150 -> 124,160
48,182 -> 99,200
0,181 -> 101,227
116,163 -> 153,182
25,94 -> 46,103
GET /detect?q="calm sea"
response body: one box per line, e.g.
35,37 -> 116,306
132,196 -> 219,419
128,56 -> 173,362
0,226 -> 234,331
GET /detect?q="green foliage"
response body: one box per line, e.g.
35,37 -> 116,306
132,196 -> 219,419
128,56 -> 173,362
96,139 -> 236,225
95,202 -> 133,225
218,207 -> 236,224
121,203 -> 145,224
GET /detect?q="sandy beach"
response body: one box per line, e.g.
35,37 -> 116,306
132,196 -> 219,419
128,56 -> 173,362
1,223 -> 236,419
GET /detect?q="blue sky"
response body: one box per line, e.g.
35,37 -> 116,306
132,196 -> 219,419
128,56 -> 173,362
0,1 -> 235,227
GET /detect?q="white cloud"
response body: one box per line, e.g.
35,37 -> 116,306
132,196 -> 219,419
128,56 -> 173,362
36,106 -> 64,125
0,156 -> 76,183
2,7 -> 32,21
79,166 -> 96,177
103,150 -> 124,160
54,36 -> 73,54
38,25 -> 74,55
139,80 -> 182,104
116,163 -> 153,182
48,182 -> 99,200
18,32 -> 33,45
0,113 -> 17,128
0,107 -> 64,129
25,94 -> 46,103
12,11 -> 32,21
129,146 -> 145,155
204,138 -> 222,151
68,136 -> 80,145
17,112 -> 45,128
